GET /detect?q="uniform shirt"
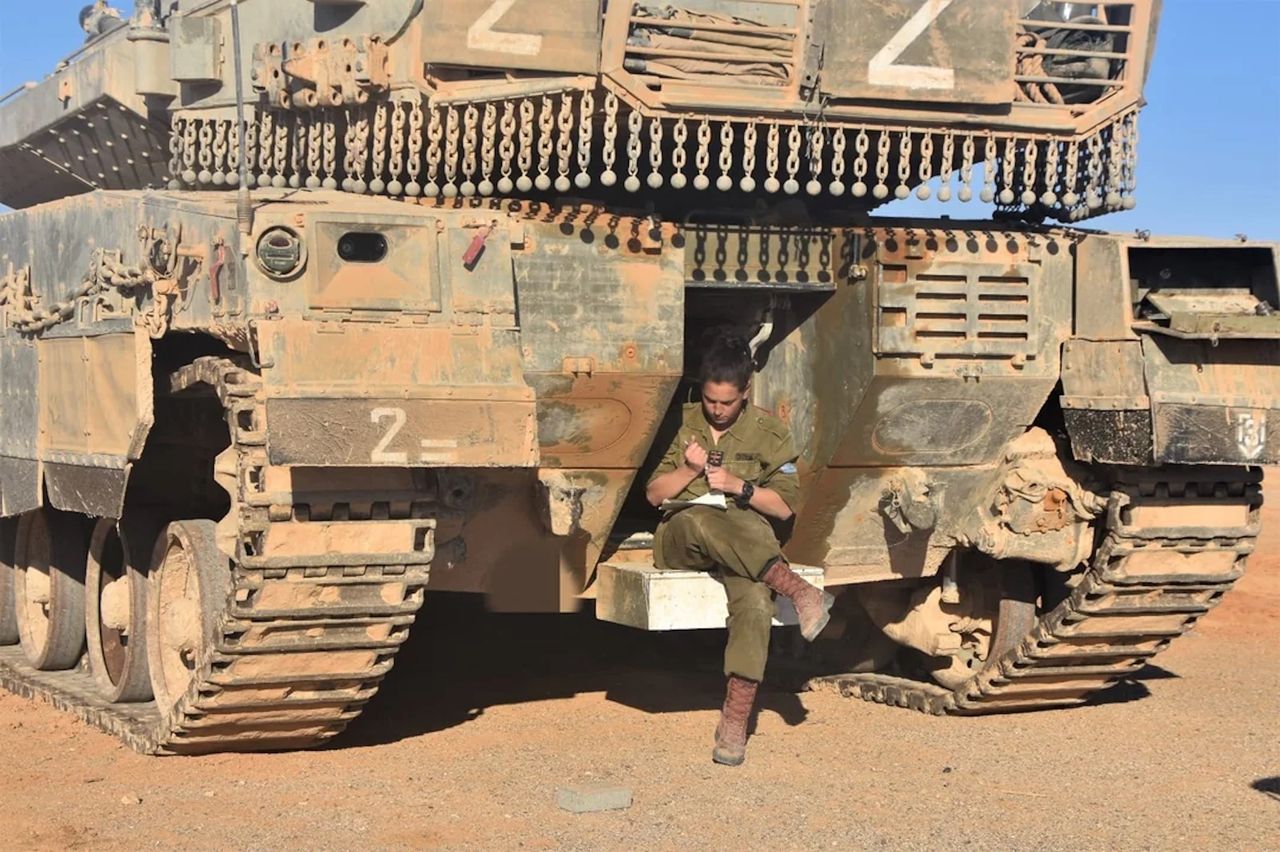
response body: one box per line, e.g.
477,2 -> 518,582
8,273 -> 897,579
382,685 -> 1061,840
648,402 -> 800,511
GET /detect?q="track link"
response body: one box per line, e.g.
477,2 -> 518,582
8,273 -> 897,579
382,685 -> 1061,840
0,357 -> 434,753
813,470 -> 1261,715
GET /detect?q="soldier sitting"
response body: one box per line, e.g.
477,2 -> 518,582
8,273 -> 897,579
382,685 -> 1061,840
645,331 -> 832,766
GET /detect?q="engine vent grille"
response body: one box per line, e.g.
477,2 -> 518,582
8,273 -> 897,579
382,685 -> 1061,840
876,263 -> 1038,362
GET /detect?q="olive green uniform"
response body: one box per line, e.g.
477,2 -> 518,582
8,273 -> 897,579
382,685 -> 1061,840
648,403 -> 800,682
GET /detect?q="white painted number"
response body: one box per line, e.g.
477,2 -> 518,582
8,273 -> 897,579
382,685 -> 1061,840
370,407 -> 408,464
868,0 -> 956,91
468,0 -> 543,57
1235,412 -> 1266,460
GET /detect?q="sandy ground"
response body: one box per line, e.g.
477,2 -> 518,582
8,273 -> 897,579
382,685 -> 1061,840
0,508 -> 1277,851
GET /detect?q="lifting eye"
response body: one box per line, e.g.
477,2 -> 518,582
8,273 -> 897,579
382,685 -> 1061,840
337,232 -> 388,263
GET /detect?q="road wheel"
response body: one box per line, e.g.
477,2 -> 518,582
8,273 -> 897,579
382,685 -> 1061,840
86,518 -> 155,702
0,517 -> 19,644
14,508 -> 89,670
147,520 -> 230,716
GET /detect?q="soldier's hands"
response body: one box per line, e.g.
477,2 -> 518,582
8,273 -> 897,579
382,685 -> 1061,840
705,466 -> 743,496
682,438 -> 709,473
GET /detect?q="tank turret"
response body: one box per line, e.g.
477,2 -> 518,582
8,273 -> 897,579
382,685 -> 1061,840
1,0 -> 1156,219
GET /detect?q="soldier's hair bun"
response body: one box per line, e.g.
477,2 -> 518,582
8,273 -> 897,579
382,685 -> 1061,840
698,327 -> 754,390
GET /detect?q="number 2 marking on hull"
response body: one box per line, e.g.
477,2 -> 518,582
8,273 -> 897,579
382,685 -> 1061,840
370,408 -> 461,464
371,407 -> 408,463
869,0 -> 956,90
468,0 -> 543,57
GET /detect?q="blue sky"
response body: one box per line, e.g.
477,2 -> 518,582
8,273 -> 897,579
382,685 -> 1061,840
1,1 -> 1277,239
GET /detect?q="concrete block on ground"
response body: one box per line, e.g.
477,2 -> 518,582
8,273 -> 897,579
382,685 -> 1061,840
555,783 -> 633,814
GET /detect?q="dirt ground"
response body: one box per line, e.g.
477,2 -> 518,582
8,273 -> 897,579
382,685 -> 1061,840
0,506 -> 1277,851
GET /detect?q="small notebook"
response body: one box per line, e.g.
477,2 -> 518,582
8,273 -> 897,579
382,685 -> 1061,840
661,492 -> 728,512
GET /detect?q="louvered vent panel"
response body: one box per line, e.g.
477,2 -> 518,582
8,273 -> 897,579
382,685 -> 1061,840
876,264 -> 1038,360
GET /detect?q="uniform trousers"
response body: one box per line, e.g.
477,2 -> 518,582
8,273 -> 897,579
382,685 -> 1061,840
657,505 -> 783,682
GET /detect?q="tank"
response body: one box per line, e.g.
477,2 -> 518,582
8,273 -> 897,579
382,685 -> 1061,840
0,0 -> 1274,753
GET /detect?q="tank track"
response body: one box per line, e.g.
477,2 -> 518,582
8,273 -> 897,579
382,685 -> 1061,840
0,358 -> 432,754
812,470 -> 1261,715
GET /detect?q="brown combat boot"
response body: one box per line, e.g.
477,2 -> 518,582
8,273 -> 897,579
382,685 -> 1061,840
761,558 -> 834,641
712,675 -> 759,766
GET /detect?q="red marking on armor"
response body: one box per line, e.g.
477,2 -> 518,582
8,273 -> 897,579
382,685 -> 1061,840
462,226 -> 492,270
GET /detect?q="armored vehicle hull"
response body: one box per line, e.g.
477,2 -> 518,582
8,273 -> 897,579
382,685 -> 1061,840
0,186 -> 1274,750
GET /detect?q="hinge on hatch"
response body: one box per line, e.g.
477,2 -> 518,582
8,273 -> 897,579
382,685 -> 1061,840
799,2 -> 824,100
563,357 -> 595,377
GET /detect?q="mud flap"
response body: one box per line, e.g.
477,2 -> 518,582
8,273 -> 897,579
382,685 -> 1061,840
1,330 -> 152,518
1062,336 -> 1280,466
1143,337 -> 1280,465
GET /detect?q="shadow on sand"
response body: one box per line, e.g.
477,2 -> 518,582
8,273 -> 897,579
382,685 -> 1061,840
1253,777 -> 1280,803
334,592 -> 810,749
334,595 -> 1190,748
1078,663 -> 1179,708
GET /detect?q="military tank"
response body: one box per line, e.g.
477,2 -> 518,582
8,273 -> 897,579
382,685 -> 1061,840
0,0 -> 1274,753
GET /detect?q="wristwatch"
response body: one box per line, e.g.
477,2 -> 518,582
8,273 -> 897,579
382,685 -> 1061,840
735,481 -> 755,508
